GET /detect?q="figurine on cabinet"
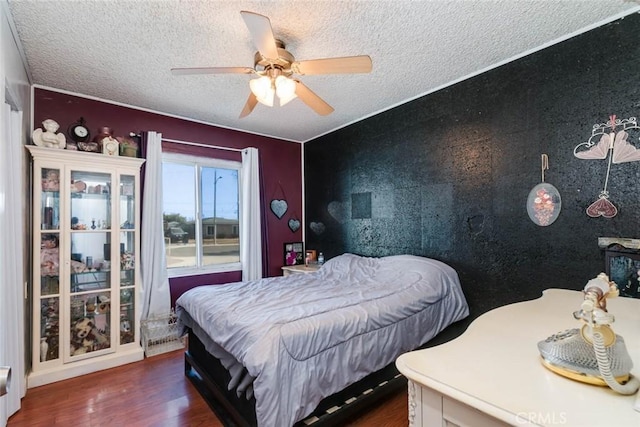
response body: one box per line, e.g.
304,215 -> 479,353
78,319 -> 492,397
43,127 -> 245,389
70,317 -> 109,356
117,136 -> 138,157
120,316 -> 131,333
120,315 -> 134,344
32,119 -> 66,149
41,169 -> 60,192
121,252 -> 135,270
94,127 -> 113,141
76,126 -> 114,153
40,234 -> 59,276
96,295 -> 110,314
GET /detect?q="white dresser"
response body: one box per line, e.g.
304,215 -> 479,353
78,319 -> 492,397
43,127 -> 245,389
396,289 -> 640,427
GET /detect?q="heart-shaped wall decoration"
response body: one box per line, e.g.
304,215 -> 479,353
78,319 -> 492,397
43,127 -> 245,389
327,201 -> 348,224
586,196 -> 618,218
288,219 -> 300,232
310,222 -> 326,235
270,199 -> 288,219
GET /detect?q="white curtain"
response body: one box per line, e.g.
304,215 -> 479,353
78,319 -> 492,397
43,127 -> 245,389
140,131 -> 171,319
240,148 -> 262,281
0,104 -> 25,423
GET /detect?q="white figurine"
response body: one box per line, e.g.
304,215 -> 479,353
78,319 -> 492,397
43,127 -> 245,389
32,119 -> 66,149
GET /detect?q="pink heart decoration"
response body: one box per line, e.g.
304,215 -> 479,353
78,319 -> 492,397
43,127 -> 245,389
586,197 -> 618,218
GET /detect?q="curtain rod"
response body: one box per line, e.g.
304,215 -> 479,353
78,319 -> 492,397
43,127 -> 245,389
129,132 -> 246,152
161,137 -> 245,153
129,133 -> 245,153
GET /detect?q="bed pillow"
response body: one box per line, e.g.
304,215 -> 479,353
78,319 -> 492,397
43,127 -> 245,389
319,253 -> 380,281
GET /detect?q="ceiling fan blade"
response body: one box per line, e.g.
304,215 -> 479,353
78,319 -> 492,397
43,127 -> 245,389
240,11 -> 279,60
294,80 -> 334,116
292,55 -> 372,75
239,92 -> 258,118
171,67 -> 254,76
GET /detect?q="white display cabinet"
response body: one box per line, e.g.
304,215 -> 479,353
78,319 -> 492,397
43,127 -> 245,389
27,145 -> 145,387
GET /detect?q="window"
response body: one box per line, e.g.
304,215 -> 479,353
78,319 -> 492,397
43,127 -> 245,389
162,153 -> 241,276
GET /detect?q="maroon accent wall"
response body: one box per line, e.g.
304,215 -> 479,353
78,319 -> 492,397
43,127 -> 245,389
34,88 -> 302,304
169,271 -> 242,308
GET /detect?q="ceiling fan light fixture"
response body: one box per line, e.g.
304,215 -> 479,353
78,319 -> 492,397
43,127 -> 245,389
275,75 -> 297,106
172,11 -> 372,117
250,76 -> 275,106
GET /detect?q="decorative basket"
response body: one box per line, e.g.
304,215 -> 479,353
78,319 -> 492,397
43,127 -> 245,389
140,309 -> 185,357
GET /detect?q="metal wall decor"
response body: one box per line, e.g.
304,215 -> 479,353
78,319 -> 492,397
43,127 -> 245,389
288,218 -> 300,232
527,154 -> 561,226
269,182 -> 288,219
574,115 -> 640,218
270,199 -> 288,219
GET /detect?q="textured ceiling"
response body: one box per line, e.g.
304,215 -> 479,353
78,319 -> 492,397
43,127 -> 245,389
7,1 -> 640,143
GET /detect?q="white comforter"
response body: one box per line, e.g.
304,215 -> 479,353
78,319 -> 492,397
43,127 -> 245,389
176,253 -> 469,427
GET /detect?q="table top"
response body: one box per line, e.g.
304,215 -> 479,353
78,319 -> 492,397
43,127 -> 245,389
281,264 -> 321,273
396,288 -> 640,427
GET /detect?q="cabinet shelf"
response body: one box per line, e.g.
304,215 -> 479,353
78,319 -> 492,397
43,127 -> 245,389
71,193 -> 110,201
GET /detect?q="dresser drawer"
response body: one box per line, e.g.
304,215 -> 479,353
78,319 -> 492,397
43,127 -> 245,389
442,396 -> 511,427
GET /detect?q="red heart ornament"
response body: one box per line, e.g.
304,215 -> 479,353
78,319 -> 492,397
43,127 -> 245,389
586,197 -> 618,218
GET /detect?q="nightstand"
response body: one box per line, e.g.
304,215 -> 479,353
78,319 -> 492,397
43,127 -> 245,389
281,264 -> 321,276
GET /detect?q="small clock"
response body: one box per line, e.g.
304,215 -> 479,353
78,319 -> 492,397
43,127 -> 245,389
68,118 -> 90,143
101,136 -> 119,156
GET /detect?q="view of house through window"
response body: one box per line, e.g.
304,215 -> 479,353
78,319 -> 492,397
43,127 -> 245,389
162,154 -> 240,274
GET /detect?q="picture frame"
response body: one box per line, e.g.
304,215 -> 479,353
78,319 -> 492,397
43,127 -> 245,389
604,245 -> 640,299
284,242 -> 304,266
305,249 -> 317,265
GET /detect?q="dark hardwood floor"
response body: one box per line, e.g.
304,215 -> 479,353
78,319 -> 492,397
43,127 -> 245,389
7,349 -> 408,426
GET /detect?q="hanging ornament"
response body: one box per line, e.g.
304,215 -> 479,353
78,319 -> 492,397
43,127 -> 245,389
586,193 -> 618,218
270,199 -> 288,219
526,154 -> 561,226
288,210 -> 301,232
269,181 -> 288,219
288,218 -> 300,232
574,115 -> 640,219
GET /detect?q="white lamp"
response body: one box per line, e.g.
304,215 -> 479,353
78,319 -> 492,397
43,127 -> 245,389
249,76 -> 275,107
250,73 -> 297,107
275,75 -> 297,106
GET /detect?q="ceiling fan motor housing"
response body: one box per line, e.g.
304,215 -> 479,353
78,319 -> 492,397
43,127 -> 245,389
254,39 -> 295,76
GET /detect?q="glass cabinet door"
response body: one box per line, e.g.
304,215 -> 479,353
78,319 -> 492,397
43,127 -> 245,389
119,174 -> 136,345
68,170 -> 113,358
39,167 -> 61,362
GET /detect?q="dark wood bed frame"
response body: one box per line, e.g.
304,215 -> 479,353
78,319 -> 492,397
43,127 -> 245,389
184,318 -> 470,426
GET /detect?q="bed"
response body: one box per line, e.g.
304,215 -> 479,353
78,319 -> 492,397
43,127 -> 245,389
176,253 -> 469,427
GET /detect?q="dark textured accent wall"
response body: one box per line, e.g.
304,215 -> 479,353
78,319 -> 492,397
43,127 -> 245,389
304,14 -> 640,319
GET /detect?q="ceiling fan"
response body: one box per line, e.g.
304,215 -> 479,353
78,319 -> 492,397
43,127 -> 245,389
171,11 -> 372,118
